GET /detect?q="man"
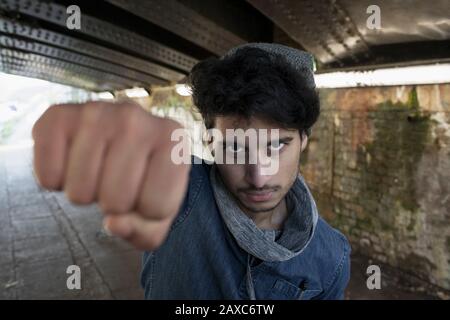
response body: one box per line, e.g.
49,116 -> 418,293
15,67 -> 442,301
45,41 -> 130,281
32,43 -> 351,300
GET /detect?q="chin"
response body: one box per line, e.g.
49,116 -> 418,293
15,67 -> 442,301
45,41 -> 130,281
239,198 -> 281,213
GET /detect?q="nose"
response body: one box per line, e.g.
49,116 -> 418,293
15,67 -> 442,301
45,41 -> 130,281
244,163 -> 273,189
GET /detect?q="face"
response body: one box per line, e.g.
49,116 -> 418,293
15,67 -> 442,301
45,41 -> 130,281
213,116 -> 308,215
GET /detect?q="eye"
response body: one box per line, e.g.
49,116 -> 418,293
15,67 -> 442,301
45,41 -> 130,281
269,142 -> 285,151
226,143 -> 244,153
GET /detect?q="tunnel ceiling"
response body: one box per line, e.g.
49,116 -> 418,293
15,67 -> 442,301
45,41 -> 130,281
0,0 -> 449,92
248,0 -> 450,70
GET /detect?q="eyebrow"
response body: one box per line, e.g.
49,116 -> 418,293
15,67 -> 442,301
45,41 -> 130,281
269,136 -> 294,145
220,136 -> 294,147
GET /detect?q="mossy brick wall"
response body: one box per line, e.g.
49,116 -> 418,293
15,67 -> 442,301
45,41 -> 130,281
301,84 -> 450,292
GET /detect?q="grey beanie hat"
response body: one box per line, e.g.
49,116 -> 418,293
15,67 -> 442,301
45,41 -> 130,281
223,42 -> 316,136
223,42 -> 316,89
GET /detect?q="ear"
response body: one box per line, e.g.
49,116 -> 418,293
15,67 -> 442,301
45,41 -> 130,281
205,128 -> 218,157
206,133 -> 214,156
300,132 -> 308,152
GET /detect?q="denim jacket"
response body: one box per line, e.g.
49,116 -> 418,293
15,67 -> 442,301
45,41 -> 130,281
141,158 -> 351,300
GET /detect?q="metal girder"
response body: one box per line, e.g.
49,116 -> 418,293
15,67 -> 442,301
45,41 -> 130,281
105,0 -> 247,56
0,17 -> 184,83
247,0 -> 450,69
247,0 -> 370,66
339,0 -> 450,46
0,48 -> 140,91
0,0 -> 198,73
0,60 -> 113,91
0,33 -> 169,87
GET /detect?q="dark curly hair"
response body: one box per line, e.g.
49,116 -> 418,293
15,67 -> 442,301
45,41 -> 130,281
187,46 -> 320,136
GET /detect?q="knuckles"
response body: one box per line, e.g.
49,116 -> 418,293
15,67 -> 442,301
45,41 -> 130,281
98,195 -> 131,215
32,103 -> 66,140
65,187 -> 95,205
142,233 -> 167,251
33,100 -> 184,251
79,101 -> 109,129
35,170 -> 62,191
135,220 -> 172,251
36,101 -> 180,148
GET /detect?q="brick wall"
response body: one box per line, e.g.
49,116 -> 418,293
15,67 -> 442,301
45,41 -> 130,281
301,84 -> 450,293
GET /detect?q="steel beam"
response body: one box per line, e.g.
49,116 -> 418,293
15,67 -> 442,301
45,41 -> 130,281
106,0 -> 246,56
0,33 -> 170,87
0,0 -> 198,72
0,48 -> 140,91
247,0 -> 370,66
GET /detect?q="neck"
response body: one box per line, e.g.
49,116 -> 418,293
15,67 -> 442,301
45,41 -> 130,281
241,198 -> 288,231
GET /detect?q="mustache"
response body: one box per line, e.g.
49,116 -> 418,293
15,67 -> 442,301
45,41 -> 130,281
238,186 -> 280,193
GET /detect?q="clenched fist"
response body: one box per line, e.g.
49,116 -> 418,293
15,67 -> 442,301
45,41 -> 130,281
32,101 -> 190,250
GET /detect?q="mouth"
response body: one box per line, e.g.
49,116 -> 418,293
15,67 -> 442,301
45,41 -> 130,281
242,190 -> 274,202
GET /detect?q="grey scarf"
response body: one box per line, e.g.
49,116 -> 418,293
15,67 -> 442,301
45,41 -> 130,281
209,166 -> 318,262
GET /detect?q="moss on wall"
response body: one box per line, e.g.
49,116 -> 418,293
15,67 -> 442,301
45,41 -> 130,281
307,85 -> 450,294
354,88 -> 431,232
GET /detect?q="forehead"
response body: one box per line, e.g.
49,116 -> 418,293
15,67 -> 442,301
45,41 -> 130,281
214,115 -> 295,135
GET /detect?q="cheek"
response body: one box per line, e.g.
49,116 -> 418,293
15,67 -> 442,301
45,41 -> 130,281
279,144 -> 301,170
276,146 -> 301,183
216,164 -> 245,187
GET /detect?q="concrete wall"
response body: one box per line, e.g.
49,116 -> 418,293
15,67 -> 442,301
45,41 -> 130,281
302,84 -> 450,293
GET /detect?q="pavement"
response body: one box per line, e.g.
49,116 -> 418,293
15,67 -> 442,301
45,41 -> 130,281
0,144 -> 439,300
0,144 -> 143,299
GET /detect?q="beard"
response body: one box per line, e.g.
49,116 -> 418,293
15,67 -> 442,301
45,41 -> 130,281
236,196 -> 285,214
233,166 -> 300,215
